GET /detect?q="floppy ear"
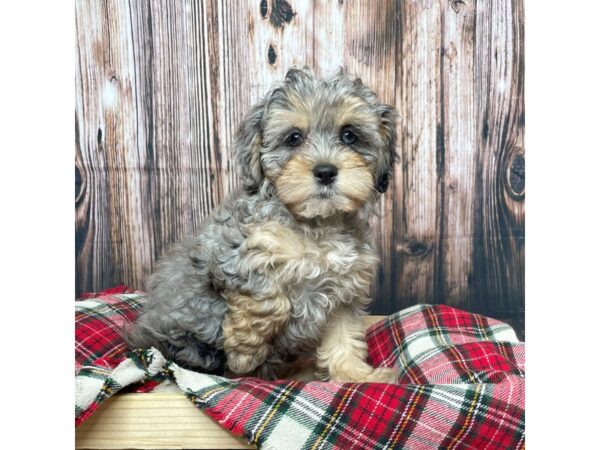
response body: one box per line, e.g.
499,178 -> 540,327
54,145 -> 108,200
375,104 -> 398,193
233,101 -> 265,193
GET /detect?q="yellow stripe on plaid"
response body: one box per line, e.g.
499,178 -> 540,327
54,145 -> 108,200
309,386 -> 354,450
473,313 -> 490,340
426,307 -> 449,346
253,381 -> 300,444
446,345 -> 480,384
391,318 -> 421,383
195,384 -> 231,402
387,385 -> 426,448
447,384 -> 483,450
497,340 -> 514,365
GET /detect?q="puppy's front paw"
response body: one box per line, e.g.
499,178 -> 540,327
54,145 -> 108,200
327,363 -> 399,384
226,347 -> 269,375
363,366 -> 399,384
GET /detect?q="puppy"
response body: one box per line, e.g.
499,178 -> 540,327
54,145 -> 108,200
125,67 -> 398,383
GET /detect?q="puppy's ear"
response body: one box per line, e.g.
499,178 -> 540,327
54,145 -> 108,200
233,101 -> 265,193
375,104 -> 398,194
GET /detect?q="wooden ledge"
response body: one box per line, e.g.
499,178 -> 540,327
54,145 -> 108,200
76,393 -> 254,450
76,315 -> 386,450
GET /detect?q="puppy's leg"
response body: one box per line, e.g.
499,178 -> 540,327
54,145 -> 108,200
223,221 -> 308,376
316,307 -> 398,383
222,292 -> 290,376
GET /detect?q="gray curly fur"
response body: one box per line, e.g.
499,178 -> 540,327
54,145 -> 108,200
124,67 -> 397,378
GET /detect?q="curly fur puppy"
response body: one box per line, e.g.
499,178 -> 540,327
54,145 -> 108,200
125,67 -> 398,383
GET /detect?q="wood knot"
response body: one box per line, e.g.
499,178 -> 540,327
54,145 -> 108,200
447,178 -> 458,192
269,0 -> 295,28
398,240 -> 431,257
482,119 -> 490,140
97,127 -> 104,153
449,0 -> 467,13
445,42 -> 457,61
260,0 -> 268,18
75,164 -> 85,205
267,44 -> 277,65
504,147 -> 525,200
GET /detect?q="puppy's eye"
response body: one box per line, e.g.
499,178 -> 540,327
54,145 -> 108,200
286,131 -> 303,147
340,128 -> 357,145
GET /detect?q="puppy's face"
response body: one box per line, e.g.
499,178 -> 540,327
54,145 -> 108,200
234,68 -> 397,219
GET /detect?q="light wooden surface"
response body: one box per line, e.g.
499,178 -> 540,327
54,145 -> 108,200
76,393 -> 254,450
76,316 -> 386,450
75,0 -> 524,330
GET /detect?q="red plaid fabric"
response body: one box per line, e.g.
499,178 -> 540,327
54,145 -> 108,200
75,285 -> 142,372
75,287 -> 157,425
75,289 -> 525,449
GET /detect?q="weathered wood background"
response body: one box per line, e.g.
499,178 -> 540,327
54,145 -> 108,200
76,0 -> 524,330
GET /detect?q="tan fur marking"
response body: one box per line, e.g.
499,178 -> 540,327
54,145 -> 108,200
335,97 -> 380,129
243,221 -> 325,287
223,292 -> 290,375
316,307 -> 398,383
246,222 -> 308,262
273,152 -> 316,208
274,151 -> 374,218
266,91 -> 310,134
268,109 -> 309,133
229,218 -> 382,379
336,152 -> 374,206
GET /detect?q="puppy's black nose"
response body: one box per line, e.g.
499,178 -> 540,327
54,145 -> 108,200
313,164 -> 338,185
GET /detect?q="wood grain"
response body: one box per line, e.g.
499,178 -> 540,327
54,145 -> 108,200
470,0 -> 525,318
440,0 -> 478,308
75,393 -> 254,449
395,0 -> 444,309
75,0 -> 524,331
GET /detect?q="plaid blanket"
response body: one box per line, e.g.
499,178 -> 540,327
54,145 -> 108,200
75,287 -> 525,449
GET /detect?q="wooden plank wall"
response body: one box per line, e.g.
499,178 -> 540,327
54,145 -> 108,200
76,0 -> 524,327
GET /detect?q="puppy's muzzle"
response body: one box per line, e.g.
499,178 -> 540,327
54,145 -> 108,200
313,163 -> 338,186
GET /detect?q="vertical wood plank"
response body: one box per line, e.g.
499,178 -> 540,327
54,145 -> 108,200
394,0 -> 444,308
311,0 -> 345,75
439,0 -> 477,308
146,0 -> 199,247
471,0 -> 525,316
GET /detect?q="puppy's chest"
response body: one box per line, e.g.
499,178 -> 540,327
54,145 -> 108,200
292,232 -> 375,296
277,228 -> 378,353
238,222 -> 378,354
244,222 -> 378,304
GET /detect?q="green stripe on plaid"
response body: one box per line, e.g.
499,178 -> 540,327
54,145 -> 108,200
250,381 -> 305,445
